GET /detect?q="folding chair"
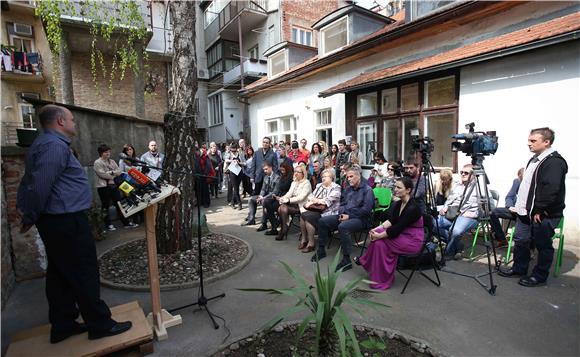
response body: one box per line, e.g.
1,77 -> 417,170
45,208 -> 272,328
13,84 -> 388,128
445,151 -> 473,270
372,187 -> 392,225
396,214 -> 441,294
469,190 -> 500,258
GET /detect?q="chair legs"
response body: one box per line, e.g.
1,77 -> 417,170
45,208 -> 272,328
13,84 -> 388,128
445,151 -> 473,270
397,250 -> 441,294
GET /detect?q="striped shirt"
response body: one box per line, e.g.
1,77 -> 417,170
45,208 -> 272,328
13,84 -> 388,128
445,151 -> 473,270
17,129 -> 92,225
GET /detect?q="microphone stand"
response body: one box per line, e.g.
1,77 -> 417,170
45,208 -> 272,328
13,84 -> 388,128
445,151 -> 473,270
125,156 -> 225,329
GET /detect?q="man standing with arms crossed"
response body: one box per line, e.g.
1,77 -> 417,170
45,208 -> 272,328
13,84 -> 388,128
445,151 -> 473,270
17,104 -> 132,343
498,127 -> 567,287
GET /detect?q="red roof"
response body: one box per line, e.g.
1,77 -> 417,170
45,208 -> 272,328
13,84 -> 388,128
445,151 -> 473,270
321,12 -> 580,96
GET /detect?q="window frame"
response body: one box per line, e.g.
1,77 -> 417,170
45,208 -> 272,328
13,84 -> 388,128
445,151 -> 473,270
320,15 -> 348,56
265,115 -> 297,144
268,49 -> 287,78
315,109 -> 332,145
291,26 -> 313,46
9,34 -> 35,52
208,93 -> 223,126
248,44 -> 259,60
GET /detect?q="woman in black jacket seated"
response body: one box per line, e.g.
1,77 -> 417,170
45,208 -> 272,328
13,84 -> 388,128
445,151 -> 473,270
356,177 -> 424,290
261,162 -> 293,234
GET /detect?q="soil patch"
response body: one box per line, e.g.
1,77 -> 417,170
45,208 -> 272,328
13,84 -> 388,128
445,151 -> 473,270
99,233 -> 249,290
213,324 -> 438,357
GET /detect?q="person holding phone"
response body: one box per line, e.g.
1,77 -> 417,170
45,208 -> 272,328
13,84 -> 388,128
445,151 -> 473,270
355,177 -> 424,290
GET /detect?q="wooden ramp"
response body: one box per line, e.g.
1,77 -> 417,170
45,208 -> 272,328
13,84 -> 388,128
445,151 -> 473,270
6,301 -> 154,357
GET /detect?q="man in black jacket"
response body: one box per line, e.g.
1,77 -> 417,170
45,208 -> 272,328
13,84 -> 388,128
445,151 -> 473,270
499,127 -> 567,287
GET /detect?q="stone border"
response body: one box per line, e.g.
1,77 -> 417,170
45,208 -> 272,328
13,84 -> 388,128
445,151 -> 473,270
98,232 -> 253,292
211,320 -> 448,357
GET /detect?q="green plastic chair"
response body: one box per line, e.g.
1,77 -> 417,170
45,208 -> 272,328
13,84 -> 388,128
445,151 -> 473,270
469,222 -> 490,258
503,217 -> 565,277
372,187 -> 392,216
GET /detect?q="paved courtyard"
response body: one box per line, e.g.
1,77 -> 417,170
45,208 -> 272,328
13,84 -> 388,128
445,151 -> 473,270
2,195 -> 579,356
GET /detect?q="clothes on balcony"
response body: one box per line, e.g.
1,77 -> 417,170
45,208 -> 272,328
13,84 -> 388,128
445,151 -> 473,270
1,53 -> 12,71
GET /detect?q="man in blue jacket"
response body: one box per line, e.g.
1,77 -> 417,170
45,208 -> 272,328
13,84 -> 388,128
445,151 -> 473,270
499,127 -> 567,287
252,136 -> 278,195
312,165 -> 374,271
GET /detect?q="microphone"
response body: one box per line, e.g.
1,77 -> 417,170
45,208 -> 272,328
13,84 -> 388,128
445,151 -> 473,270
128,168 -> 161,193
119,153 -> 148,166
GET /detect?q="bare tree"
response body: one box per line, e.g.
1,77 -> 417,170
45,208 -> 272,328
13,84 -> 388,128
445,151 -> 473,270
156,1 -> 199,254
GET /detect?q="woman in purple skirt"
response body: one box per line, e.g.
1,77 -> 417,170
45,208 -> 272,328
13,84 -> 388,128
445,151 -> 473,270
356,177 -> 424,290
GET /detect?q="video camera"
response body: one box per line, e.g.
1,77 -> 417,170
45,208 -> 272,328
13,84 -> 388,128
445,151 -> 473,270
410,128 -> 434,154
451,122 -> 498,157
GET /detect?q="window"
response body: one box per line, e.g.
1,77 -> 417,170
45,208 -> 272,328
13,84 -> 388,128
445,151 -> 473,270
266,116 -> 297,144
316,109 -> 332,145
268,25 -> 275,47
425,112 -> 455,167
356,92 -> 377,117
381,88 -> 397,114
17,92 -> 39,128
291,27 -> 312,46
9,35 -> 34,52
357,122 -> 376,166
424,76 -> 455,108
383,119 -> 399,162
248,45 -> 259,60
402,116 -> 419,160
204,0 -> 228,28
208,93 -> 223,126
321,16 -> 347,55
401,83 -> 419,111
206,40 -> 239,78
268,50 -> 286,78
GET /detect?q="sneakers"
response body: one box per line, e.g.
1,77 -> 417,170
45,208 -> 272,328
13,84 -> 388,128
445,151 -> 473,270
124,222 -> 139,229
106,225 -> 116,231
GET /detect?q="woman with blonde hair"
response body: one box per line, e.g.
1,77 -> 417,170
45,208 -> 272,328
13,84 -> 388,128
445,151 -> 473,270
274,163 -> 312,241
435,168 -> 454,206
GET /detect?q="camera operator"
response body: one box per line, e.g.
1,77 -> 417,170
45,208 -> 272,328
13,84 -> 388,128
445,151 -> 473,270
403,159 -> 426,213
498,128 -> 567,287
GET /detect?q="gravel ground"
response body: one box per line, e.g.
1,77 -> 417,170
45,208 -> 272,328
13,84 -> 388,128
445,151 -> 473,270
99,233 -> 249,287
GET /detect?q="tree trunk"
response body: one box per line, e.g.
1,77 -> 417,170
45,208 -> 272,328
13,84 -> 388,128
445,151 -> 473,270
156,1 -> 198,254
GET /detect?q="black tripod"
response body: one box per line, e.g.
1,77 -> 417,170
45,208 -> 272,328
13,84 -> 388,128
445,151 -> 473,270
167,164 -> 225,329
440,155 -> 499,295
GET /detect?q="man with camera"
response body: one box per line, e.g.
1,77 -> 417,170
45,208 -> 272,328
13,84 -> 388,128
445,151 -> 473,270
499,128 -> 567,287
436,164 -> 480,259
312,165 -> 375,272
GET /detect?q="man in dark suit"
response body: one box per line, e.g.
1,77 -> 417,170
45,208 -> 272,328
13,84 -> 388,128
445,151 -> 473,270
252,136 -> 277,196
242,162 -> 279,227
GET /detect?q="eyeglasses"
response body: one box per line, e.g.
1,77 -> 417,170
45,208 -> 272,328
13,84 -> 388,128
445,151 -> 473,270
387,167 -> 394,171
460,171 -> 471,176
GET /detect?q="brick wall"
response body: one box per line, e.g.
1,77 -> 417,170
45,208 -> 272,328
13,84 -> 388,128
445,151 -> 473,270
55,54 -> 169,123
281,0 -> 341,45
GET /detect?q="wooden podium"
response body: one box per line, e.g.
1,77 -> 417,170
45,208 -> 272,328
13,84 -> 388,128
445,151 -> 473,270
119,184 -> 183,340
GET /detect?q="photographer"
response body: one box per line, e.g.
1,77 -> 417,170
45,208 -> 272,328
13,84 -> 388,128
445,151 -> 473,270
498,128 -> 567,287
436,164 -> 480,259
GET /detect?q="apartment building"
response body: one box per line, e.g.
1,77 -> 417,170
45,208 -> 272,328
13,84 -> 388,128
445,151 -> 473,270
198,0 -> 346,144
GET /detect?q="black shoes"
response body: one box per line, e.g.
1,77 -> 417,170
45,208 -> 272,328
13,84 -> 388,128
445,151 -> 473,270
336,258 -> 353,272
518,276 -> 546,287
256,225 -> 268,232
241,220 -> 255,226
50,323 -> 87,344
264,229 -> 278,236
88,321 -> 132,340
311,250 -> 327,262
498,268 -> 526,278
353,256 -> 361,266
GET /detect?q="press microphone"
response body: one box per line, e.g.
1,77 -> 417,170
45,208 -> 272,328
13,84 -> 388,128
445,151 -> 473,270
128,168 -> 161,193
119,153 -> 148,166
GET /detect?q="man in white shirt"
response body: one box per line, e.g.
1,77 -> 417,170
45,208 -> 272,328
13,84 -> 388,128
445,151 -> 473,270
498,128 -> 567,287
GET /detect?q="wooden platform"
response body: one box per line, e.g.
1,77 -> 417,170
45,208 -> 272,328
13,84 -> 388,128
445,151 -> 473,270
6,301 -> 154,357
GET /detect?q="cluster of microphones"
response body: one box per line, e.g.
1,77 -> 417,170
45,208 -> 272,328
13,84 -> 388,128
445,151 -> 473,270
115,154 -> 163,212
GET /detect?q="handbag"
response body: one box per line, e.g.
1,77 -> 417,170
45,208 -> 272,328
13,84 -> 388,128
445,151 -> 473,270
445,205 -> 459,221
305,202 -> 326,212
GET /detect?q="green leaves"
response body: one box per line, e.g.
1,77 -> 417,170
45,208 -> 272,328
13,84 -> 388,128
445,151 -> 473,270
239,249 -> 390,356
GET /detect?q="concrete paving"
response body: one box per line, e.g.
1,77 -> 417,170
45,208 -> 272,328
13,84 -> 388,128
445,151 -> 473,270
2,195 -> 579,356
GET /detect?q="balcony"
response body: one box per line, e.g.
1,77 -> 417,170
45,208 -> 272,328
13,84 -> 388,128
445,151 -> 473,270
223,58 -> 267,87
1,51 -> 45,83
218,0 -> 267,41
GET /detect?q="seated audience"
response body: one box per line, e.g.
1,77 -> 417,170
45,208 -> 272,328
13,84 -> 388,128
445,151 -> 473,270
436,164 -> 483,258
356,177 -> 424,290
261,163 -> 294,233
312,165 -> 375,272
435,169 -> 454,206
370,152 -> 389,187
242,162 -> 279,226
490,167 -> 524,243
299,169 -> 341,253
272,164 -> 312,241
277,146 -> 293,169
322,157 -> 336,180
309,161 -> 322,189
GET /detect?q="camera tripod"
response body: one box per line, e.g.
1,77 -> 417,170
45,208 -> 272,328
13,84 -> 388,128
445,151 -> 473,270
440,156 -> 499,295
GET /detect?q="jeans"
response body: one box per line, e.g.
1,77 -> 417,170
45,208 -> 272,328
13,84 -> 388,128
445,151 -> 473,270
317,215 -> 366,258
437,215 -> 478,255
247,196 -> 264,223
512,216 -> 559,282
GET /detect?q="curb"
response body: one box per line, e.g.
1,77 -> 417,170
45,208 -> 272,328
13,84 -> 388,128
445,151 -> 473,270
98,232 -> 253,292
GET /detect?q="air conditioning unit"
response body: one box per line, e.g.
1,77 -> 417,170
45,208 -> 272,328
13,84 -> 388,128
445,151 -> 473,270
14,23 -> 33,36
197,69 -> 209,80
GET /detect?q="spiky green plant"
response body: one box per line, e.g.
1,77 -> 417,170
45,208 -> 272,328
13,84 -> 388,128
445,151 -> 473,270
240,249 -> 389,356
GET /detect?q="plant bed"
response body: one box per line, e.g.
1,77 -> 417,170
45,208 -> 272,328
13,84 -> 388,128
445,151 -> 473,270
213,323 -> 440,357
98,232 -> 251,290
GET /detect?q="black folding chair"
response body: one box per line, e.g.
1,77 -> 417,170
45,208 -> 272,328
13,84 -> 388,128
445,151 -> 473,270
396,214 -> 441,294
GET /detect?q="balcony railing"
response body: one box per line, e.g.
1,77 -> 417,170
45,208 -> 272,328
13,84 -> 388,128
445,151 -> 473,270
61,0 -> 152,30
1,50 -> 44,81
218,0 -> 267,31
223,59 -> 267,85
